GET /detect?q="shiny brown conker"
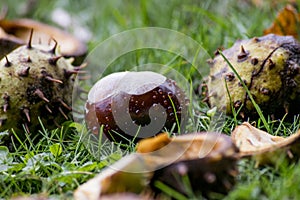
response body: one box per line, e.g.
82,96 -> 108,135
85,71 -> 187,145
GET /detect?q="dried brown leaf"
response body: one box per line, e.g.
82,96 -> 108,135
0,18 -> 87,64
264,4 -> 300,38
0,27 -> 24,59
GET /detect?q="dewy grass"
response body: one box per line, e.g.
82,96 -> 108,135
0,120 -> 108,198
1,0 -> 300,199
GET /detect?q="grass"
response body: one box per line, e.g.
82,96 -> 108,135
1,0 -> 300,199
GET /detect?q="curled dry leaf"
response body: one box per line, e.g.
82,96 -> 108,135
0,18 -> 87,64
74,132 -> 239,199
232,122 -> 300,166
263,4 -> 300,38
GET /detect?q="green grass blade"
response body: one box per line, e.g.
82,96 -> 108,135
154,181 -> 189,200
219,51 -> 270,133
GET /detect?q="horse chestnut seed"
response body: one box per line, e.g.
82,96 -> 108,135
85,71 -> 187,145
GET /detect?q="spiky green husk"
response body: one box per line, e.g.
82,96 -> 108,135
0,44 -> 77,136
207,34 -> 300,118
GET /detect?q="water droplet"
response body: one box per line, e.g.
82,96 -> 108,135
168,92 -> 173,97
153,95 -> 157,99
135,109 -> 139,114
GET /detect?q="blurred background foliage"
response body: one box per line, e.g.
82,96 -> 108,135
1,0 -> 287,55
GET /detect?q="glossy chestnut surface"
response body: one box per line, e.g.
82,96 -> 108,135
85,71 -> 187,144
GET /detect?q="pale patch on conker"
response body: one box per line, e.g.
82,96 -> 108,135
87,71 -> 166,103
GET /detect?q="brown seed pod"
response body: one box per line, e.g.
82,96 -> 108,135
149,133 -> 239,198
85,71 -> 188,145
207,34 -> 300,118
74,132 -> 239,199
0,18 -> 87,64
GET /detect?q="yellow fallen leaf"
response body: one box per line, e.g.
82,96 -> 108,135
264,4 -> 300,38
232,122 -> 300,167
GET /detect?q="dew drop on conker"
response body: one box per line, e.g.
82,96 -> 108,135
85,71 -> 188,145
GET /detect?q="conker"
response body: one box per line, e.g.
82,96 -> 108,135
85,71 -> 187,145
